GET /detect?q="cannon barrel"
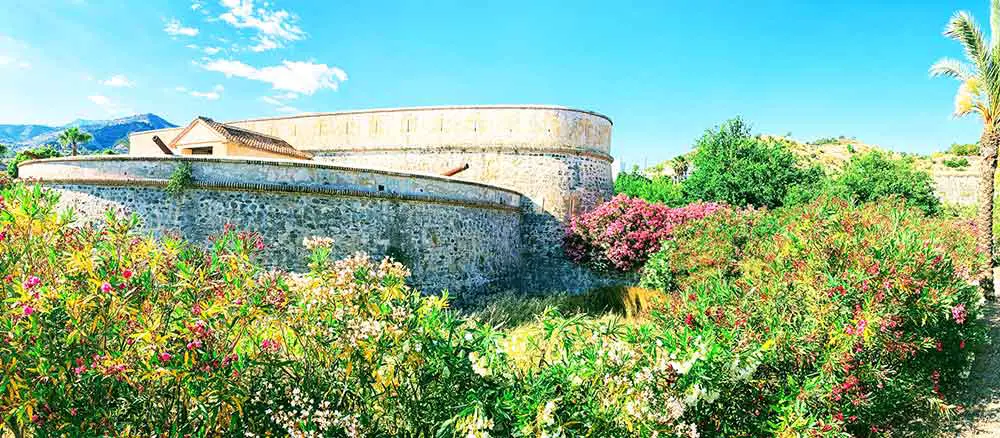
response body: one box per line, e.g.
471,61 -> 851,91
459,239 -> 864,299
441,163 -> 469,177
152,136 -> 175,156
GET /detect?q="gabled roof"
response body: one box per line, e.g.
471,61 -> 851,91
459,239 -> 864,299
169,116 -> 313,160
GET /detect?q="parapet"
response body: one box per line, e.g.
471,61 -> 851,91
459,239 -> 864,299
130,105 -> 613,159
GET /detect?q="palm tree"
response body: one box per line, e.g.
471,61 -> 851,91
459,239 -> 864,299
57,127 -> 93,156
931,2 -> 1000,298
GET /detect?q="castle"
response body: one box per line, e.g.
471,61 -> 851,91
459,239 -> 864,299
18,105 -> 616,297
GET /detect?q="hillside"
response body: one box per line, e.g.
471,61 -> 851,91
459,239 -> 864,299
0,114 -> 176,153
647,135 -> 979,180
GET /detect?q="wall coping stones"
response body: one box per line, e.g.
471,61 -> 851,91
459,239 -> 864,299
314,145 -> 615,163
18,156 -> 522,211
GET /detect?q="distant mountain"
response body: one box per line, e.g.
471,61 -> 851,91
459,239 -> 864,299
0,114 -> 177,153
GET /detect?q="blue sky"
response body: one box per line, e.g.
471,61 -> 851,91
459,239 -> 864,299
0,1 -> 991,166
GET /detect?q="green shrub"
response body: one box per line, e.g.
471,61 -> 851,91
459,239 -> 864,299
614,169 -> 684,206
947,142 -> 980,156
165,161 -> 194,197
835,151 -> 941,215
682,118 -> 824,209
6,146 -> 61,178
639,196 -> 985,436
943,156 -> 970,169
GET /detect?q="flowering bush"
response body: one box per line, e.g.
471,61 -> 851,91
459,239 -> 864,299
639,196 -> 986,435
0,183 -> 703,437
0,183 -> 984,437
564,194 -> 724,272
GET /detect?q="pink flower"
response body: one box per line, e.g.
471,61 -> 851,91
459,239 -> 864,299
952,304 -> 967,324
100,282 -> 113,293
73,365 -> 86,375
192,303 -> 202,316
22,305 -> 34,316
186,340 -> 202,350
23,275 -> 40,290
158,352 -> 172,362
260,338 -> 280,353
122,269 -> 133,280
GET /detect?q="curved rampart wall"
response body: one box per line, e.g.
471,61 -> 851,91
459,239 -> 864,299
131,106 -> 616,292
18,156 -> 523,296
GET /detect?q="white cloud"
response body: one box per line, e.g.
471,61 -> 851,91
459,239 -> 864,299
275,105 -> 299,114
191,1 -> 203,10
101,74 -> 134,87
218,0 -> 304,51
88,95 -> 111,106
202,59 -> 347,94
186,43 -> 200,49
249,36 -> 279,52
88,95 -> 132,115
259,96 -> 282,106
188,84 -> 225,100
203,46 -> 221,55
0,55 -> 31,69
164,18 -> 199,37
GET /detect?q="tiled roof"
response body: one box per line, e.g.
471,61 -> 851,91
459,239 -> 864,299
174,117 -> 313,160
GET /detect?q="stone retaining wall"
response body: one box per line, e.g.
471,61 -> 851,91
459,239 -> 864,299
19,157 -> 523,297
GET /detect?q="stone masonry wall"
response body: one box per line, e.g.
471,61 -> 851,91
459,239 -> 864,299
19,157 -> 523,298
129,106 -> 619,293
933,174 -> 979,206
317,149 -> 617,292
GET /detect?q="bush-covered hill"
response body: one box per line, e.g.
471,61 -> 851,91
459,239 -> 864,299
0,113 -> 175,153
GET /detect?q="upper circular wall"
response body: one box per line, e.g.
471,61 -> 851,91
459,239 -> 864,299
129,105 -> 613,159
17,155 -> 522,210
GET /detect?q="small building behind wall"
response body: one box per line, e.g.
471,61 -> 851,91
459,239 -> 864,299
168,116 -> 314,160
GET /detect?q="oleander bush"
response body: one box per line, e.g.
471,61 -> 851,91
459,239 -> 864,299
0,183 -> 706,437
563,194 -> 725,272
0,182 -> 986,437
640,196 -> 986,435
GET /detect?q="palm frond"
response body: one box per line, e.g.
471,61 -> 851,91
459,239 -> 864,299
945,11 -> 989,69
992,0 -> 1000,48
930,57 -> 976,80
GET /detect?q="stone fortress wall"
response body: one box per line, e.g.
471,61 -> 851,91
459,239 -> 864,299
28,106 -> 618,295
18,156 -> 524,295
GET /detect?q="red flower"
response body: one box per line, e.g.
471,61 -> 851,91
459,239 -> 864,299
122,269 -> 134,280
158,352 -> 172,362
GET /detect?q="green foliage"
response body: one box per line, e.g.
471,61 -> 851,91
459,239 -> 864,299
0,182 -> 985,437
57,127 -> 93,156
835,151 -> 942,215
0,143 -> 8,157
165,161 -> 194,197
809,135 -> 853,145
639,196 -> 985,436
682,118 -> 824,209
947,142 -> 980,156
943,156 -> 971,168
6,146 -> 61,178
613,169 -> 685,206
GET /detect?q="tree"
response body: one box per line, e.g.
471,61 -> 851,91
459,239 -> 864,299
931,1 -> 1000,297
682,117 -> 822,209
57,127 -> 93,156
835,151 -> 942,216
